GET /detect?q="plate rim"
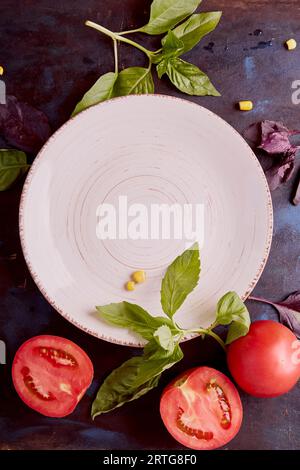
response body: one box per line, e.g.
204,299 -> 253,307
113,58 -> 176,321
19,94 -> 274,347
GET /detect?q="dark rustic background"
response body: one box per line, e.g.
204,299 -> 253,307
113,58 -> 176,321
0,0 -> 299,450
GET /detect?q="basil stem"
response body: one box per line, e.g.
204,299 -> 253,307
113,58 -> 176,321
85,21 -> 155,60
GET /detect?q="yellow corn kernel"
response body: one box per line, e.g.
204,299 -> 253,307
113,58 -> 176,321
285,39 -> 297,50
125,281 -> 135,291
239,100 -> 253,111
132,270 -> 146,284
0,66 -> 4,76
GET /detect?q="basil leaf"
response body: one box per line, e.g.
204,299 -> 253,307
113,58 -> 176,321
164,57 -> 220,96
0,149 -> 29,191
138,341 -> 183,386
140,0 -> 201,35
216,291 -> 250,344
91,341 -> 183,417
91,356 -> 161,418
96,301 -> 178,341
161,242 -> 200,318
152,30 -> 184,64
162,12 -> 222,54
113,67 -> 154,96
153,325 -> 174,353
156,59 -> 168,79
72,72 -> 118,116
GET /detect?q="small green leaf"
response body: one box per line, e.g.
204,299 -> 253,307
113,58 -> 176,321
113,67 -> 154,96
162,12 -> 222,54
156,59 -> 168,79
164,57 -> 220,96
140,0 -> 201,35
91,341 -> 183,417
152,30 -> 184,64
161,242 -> 200,318
216,291 -> 250,344
96,301 -> 178,341
72,72 -> 118,116
153,325 -> 174,352
0,149 -> 29,191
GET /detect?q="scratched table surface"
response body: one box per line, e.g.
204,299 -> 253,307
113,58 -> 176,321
0,0 -> 300,450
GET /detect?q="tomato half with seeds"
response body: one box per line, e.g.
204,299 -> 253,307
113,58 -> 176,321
12,335 -> 94,417
160,367 -> 243,450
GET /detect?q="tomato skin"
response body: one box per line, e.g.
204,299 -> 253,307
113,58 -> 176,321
12,335 -> 94,417
227,320 -> 300,398
160,367 -> 243,450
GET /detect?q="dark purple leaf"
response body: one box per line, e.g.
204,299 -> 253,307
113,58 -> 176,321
265,151 -> 296,191
249,292 -> 300,338
259,120 -> 291,154
243,120 -> 300,191
243,120 -> 292,152
0,95 -> 51,153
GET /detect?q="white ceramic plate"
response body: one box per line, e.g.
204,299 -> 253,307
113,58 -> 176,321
19,95 -> 273,347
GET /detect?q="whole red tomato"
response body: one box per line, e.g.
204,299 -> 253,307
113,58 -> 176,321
227,320 -> 300,397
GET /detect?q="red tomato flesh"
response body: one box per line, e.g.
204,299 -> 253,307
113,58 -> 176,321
160,367 -> 243,450
12,335 -> 94,417
227,320 -> 300,397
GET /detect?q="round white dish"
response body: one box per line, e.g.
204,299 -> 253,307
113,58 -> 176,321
19,95 -> 273,347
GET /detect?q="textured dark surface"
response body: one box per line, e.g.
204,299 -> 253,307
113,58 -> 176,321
0,0 -> 300,450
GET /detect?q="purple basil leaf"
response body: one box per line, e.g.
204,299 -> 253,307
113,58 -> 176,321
243,120 -> 299,191
259,120 -> 291,154
0,95 -> 51,153
243,120 -> 292,152
249,292 -> 300,338
264,152 -> 296,191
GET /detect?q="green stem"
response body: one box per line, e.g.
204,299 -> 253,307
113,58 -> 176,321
85,20 -> 154,59
113,39 -> 118,73
208,320 -> 219,331
183,327 -> 226,351
116,28 -> 142,36
202,329 -> 226,351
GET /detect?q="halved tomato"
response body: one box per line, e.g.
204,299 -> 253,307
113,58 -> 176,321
12,335 -> 94,417
160,367 -> 243,450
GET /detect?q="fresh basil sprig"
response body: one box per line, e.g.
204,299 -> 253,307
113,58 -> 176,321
0,149 -> 30,191
72,0 -> 222,116
92,243 -> 250,417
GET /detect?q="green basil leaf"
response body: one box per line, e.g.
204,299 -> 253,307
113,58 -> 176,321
140,0 -> 201,35
91,356 -> 161,418
156,59 -> 168,79
91,341 -> 183,417
0,149 -> 29,191
153,325 -> 174,352
162,12 -> 222,54
138,341 -> 183,386
71,72 -> 118,116
161,242 -> 200,318
152,30 -> 184,64
164,57 -> 220,96
216,291 -> 250,344
96,301 -> 178,341
113,67 -> 154,96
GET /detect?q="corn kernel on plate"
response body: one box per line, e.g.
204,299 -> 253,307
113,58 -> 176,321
19,95 -> 273,346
